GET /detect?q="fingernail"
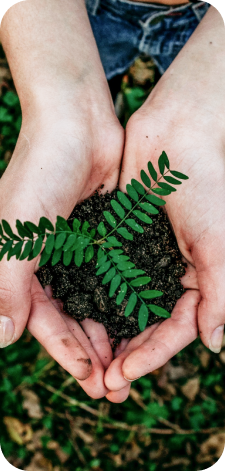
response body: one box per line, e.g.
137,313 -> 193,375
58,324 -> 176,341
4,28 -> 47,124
124,376 -> 141,382
0,315 -> 15,348
209,325 -> 224,354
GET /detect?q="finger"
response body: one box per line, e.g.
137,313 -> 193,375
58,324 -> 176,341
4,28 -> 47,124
114,338 -> 130,358
44,285 -> 109,398
122,290 -> 200,381
27,276 -> 92,381
193,237 -> 225,353
81,318 -> 113,369
180,260 -> 199,290
105,322 -> 160,391
106,384 -> 131,403
105,290 -> 199,389
0,258 -> 33,348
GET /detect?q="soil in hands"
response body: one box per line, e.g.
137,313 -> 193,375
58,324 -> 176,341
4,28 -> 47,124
37,190 -> 186,347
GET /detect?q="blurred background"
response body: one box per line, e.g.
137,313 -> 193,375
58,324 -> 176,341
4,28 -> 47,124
0,44 -> 225,471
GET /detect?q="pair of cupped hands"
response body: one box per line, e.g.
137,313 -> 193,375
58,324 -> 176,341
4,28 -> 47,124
1,60 -> 225,404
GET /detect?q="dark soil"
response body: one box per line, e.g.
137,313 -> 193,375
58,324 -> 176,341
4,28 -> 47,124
37,190 -> 186,347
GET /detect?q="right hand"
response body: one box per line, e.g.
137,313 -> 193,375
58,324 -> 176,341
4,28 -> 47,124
0,96 -> 124,399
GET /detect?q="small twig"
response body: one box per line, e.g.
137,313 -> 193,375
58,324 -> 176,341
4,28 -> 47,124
38,381 -> 225,436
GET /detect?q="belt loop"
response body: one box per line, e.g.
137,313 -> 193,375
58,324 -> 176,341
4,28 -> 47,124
85,0 -> 100,16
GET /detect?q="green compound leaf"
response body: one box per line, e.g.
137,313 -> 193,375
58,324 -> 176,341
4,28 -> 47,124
111,255 -> 129,263
158,151 -> 170,175
117,261 -> 135,271
125,218 -> 144,233
122,269 -> 145,278
97,247 -> 105,260
117,227 -> 133,241
103,211 -> 117,228
73,218 -> 81,233
133,210 -> 153,224
82,221 -> 90,235
39,248 -> 52,267
0,240 -> 13,261
96,260 -> 111,276
73,236 -> 90,251
148,304 -> 171,318
45,234 -> 55,255
116,283 -> 128,305
124,293 -> 137,317
109,274 -> 121,297
140,170 -> 151,188
97,221 -> 107,237
55,232 -> 67,250
126,184 -> 139,202
102,236 -> 122,248
16,220 -> 32,238
131,178 -> 145,195
158,152 -> 165,175
138,304 -> 149,331
140,290 -> 163,299
148,161 -> 158,182
145,194 -> 166,206
138,202 -> 159,215
102,267 -> 116,285
63,233 -> 77,251
20,240 -> 33,260
163,175 -> 182,185
0,223 -> 3,237
117,191 -> 132,210
111,200 -> 125,219
9,241 -> 23,259
130,276 -> 151,287
152,188 -> 171,196
56,216 -> 71,233
90,228 -> 96,239
32,236 -> 43,258
108,249 -> 123,258
170,170 -> 189,180
63,250 -> 73,266
52,247 -> 63,266
25,221 -> 40,235
158,182 -> 176,192
39,217 -> 54,233
96,255 -> 108,268
75,248 -> 84,267
85,245 -> 94,263
2,220 -> 21,241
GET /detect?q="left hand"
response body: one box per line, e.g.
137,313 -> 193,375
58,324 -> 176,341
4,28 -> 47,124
104,6 -> 225,402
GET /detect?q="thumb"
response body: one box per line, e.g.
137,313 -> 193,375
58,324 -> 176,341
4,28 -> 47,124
0,257 -> 32,348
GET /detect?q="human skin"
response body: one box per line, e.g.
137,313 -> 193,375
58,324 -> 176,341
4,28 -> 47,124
0,0 -> 125,399
105,5 -> 225,402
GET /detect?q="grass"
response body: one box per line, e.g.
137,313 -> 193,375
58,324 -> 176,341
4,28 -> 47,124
0,50 -> 225,470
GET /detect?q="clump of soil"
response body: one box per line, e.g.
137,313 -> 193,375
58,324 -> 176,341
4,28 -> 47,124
37,190 -> 186,347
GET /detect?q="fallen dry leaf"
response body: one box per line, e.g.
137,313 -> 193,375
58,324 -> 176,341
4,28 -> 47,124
26,452 -> 53,471
199,349 -> 211,368
196,433 -> 225,463
181,377 -> 200,401
22,389 -> 43,419
3,417 -> 33,445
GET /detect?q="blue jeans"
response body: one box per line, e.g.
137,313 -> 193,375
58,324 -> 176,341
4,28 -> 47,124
85,0 -> 210,78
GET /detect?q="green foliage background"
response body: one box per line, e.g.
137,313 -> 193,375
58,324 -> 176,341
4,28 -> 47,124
0,52 -> 225,470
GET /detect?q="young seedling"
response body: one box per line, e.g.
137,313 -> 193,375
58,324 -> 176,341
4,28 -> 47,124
0,152 -> 188,332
